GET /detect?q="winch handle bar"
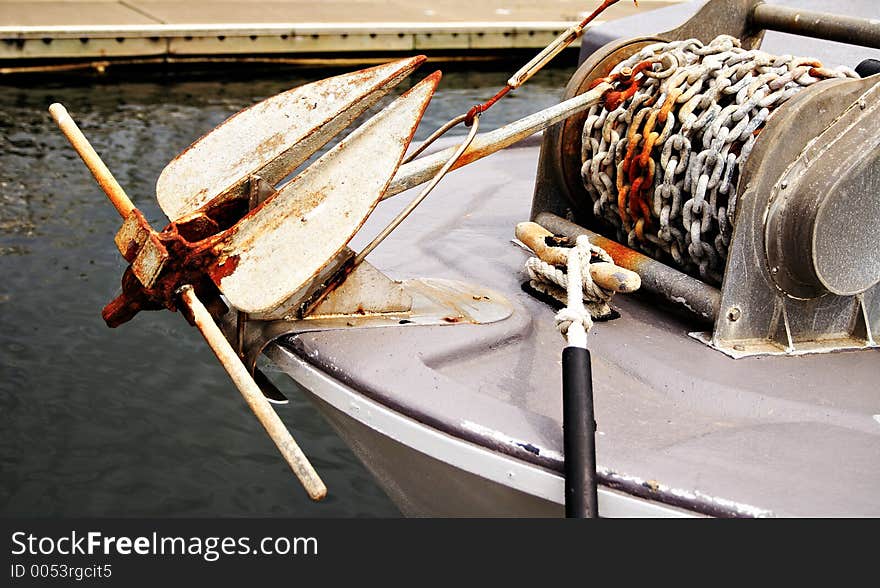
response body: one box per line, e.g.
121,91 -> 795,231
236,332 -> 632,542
750,3 -> 880,49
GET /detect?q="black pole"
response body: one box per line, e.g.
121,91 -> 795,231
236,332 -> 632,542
562,346 -> 598,518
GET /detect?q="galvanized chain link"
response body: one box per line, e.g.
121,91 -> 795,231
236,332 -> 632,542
580,35 -> 857,284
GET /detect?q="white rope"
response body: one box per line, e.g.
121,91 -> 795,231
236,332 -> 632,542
559,240 -> 590,348
525,235 -> 615,347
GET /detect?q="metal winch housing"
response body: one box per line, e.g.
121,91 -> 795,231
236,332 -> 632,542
532,0 -> 880,357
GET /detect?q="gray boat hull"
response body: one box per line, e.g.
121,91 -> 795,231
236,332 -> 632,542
264,0 -> 880,517
267,344 -> 691,517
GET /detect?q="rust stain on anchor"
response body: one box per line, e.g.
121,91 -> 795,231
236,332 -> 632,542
207,253 -> 240,282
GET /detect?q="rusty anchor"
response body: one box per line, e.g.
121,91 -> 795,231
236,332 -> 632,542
81,56 -> 435,327
47,1 -> 641,502
50,56 -> 441,500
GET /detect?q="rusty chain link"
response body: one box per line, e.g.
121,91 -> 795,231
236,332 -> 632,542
580,35 -> 857,284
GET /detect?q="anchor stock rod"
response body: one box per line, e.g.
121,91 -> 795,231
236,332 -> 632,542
179,285 -> 326,500
49,103 -> 134,218
48,102 -> 327,501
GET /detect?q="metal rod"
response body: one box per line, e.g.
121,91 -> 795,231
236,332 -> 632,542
385,82 -> 611,200
48,103 -> 135,219
402,113 -> 467,165
507,0 -> 624,89
179,285 -> 327,501
536,212 -> 722,322
462,0 -> 625,124
354,112 -> 481,267
751,4 -> 880,49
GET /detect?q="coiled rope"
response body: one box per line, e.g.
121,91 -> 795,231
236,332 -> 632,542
525,235 -> 616,343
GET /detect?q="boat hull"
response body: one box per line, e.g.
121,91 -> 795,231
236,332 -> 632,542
267,344 -> 691,518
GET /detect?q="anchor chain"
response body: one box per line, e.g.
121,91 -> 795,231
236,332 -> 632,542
580,35 -> 858,284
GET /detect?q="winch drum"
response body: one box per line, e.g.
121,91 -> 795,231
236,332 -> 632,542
531,0 -> 880,357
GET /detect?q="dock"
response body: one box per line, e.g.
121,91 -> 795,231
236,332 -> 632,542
0,1 -> 684,66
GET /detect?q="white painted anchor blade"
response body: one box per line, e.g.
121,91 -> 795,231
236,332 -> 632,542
156,55 -> 427,222
209,72 -> 441,315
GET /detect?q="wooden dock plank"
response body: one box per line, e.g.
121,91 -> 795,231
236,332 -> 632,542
0,0 -> 686,62
0,1 -> 159,26
123,0 -> 654,25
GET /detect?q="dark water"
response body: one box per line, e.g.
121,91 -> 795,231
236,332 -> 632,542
0,61 -> 574,517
